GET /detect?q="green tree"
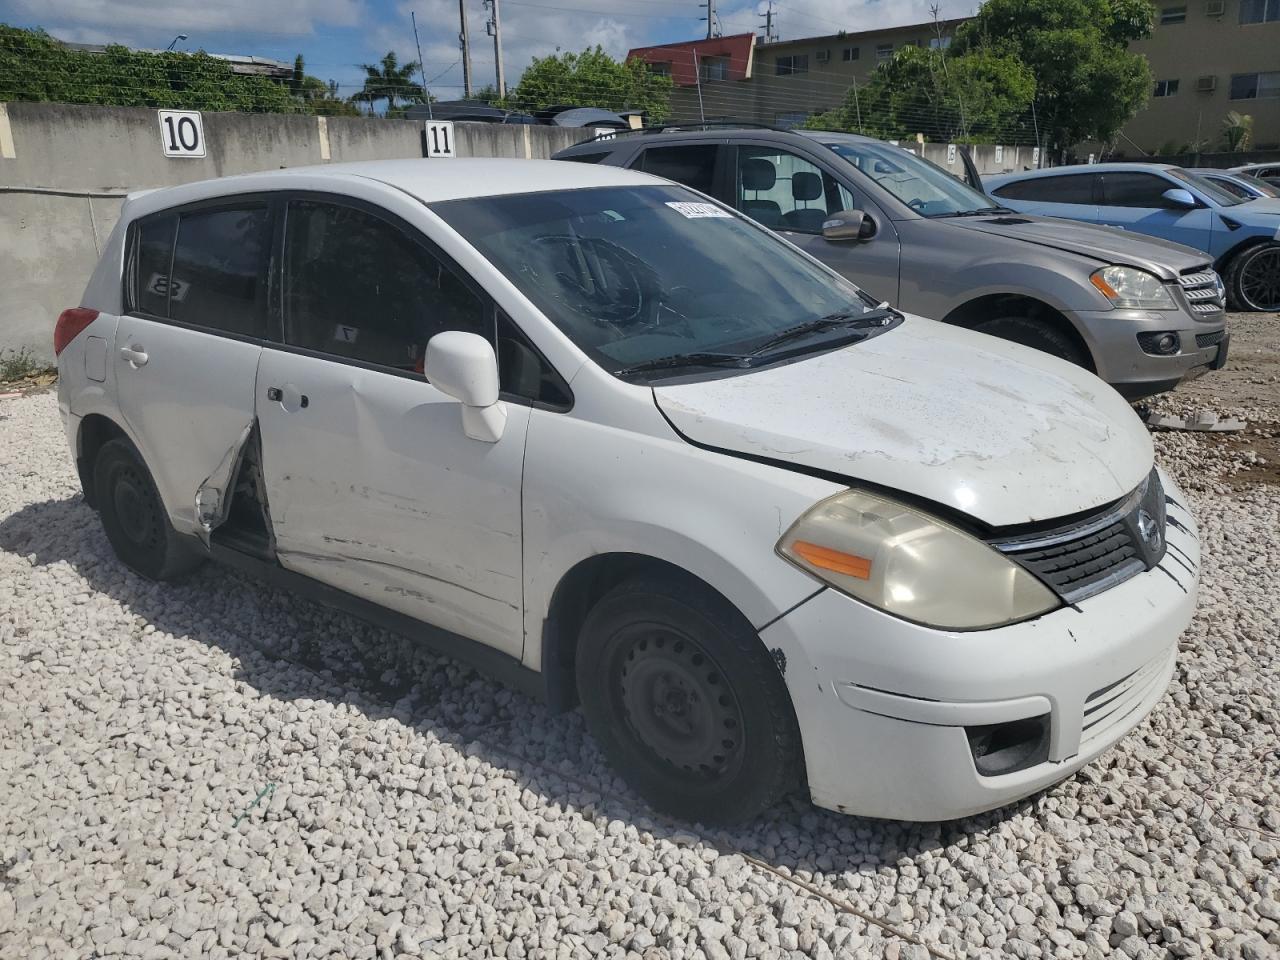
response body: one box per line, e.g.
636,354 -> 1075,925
805,44 -> 1035,143
951,0 -> 1154,149
1221,111 -> 1253,151
352,52 -> 426,115
507,47 -> 673,123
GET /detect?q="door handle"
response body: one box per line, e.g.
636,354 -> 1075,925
267,386 -> 309,409
120,345 -> 148,367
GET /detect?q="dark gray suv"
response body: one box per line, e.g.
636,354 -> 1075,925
555,127 -> 1229,398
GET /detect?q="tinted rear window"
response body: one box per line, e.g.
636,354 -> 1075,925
637,144 -> 719,194
169,207 -> 272,337
993,174 -> 1096,204
132,215 -> 177,317
561,151 -> 611,164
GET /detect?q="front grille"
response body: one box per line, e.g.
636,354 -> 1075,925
990,470 -> 1167,603
1081,649 -> 1173,748
1178,268 -> 1225,319
1196,329 -> 1226,349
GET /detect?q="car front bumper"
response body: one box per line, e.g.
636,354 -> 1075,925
761,470 -> 1200,822
1068,306 -> 1228,399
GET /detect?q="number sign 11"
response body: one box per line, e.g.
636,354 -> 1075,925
158,110 -> 206,158
425,120 -> 456,158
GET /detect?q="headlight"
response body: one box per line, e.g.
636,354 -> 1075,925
777,490 -> 1060,630
1090,266 -> 1177,310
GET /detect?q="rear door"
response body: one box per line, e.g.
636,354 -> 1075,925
989,172 -> 1100,223
1095,171 -> 1214,254
114,201 -> 271,534
729,141 -> 901,303
630,141 -> 732,203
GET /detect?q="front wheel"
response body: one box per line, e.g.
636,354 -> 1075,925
1225,243 -> 1280,312
975,314 -> 1090,368
94,438 -> 204,581
575,575 -> 803,823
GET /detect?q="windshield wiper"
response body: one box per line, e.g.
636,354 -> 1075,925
748,310 -> 893,357
931,205 -> 1015,218
613,352 -> 757,377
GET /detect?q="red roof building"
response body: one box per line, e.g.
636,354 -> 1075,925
627,34 -> 756,88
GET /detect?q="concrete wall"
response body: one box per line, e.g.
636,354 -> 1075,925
0,102 -> 591,362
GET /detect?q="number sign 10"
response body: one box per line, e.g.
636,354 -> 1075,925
425,121 -> 456,158
158,111 -> 206,158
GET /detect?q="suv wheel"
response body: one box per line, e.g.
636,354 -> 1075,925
1225,242 -> 1280,312
575,575 -> 802,823
976,315 -> 1089,368
94,438 -> 204,581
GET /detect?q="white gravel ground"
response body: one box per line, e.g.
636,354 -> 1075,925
2,337 -> 1278,959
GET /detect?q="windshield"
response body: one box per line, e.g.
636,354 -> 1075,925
1168,168 -> 1244,206
822,139 -> 997,216
434,185 -> 896,378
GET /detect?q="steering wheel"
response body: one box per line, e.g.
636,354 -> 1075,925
531,234 -> 647,326
907,197 -> 927,212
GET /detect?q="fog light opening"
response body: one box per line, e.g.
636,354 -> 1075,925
966,714 -> 1051,777
1137,331 -> 1181,356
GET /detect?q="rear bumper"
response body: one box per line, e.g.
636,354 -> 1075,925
761,470 -> 1199,821
1067,307 -> 1228,398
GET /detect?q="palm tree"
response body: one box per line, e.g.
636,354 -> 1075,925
1221,111 -> 1253,152
352,52 -> 425,115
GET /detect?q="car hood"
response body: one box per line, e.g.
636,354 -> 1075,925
938,214 -> 1208,278
1226,198 -> 1280,220
653,316 -> 1153,528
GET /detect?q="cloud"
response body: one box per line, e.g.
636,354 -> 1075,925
714,0 -> 978,40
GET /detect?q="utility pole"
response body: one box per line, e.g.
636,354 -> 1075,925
700,0 -> 718,39
486,0 -> 506,98
759,1 -> 777,43
459,0 -> 474,98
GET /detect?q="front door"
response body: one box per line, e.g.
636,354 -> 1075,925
114,204 -> 271,533
1097,171 -> 1215,254
254,197 -> 528,657
730,143 -> 902,304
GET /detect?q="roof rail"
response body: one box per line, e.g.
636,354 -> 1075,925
576,120 -> 789,144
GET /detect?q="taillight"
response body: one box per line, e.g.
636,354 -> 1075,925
54,308 -> 99,356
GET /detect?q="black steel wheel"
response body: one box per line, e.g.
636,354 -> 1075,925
1226,243 -> 1280,312
94,437 -> 204,581
575,574 -> 802,823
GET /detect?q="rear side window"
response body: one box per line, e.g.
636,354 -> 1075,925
132,215 -> 177,317
282,199 -> 487,372
637,145 -> 719,194
1101,172 -> 1180,208
169,206 -> 272,337
992,174 -> 1096,204
561,151 -> 611,164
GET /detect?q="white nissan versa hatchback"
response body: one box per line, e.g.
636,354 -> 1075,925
56,159 -> 1200,824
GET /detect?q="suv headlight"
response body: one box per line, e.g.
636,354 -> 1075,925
1090,266 -> 1177,310
777,490 -> 1059,630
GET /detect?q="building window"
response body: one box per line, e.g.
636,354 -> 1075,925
929,35 -> 952,49
1153,79 -> 1180,97
842,46 -> 859,61
1240,0 -> 1280,23
774,112 -> 808,128
700,56 -> 729,81
647,61 -> 671,77
876,43 -> 893,63
1230,70 -> 1280,99
1159,6 -> 1187,23
775,54 -> 809,76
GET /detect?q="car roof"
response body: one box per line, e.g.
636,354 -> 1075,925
989,162 -> 1180,181
560,125 -> 856,152
139,158 -> 664,207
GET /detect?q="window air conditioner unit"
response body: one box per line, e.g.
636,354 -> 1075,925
1204,0 -> 1225,16
815,49 -> 830,63
1196,75 -> 1217,92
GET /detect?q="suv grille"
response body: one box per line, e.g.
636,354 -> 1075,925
990,471 -> 1167,603
1195,329 -> 1226,349
1178,269 -> 1225,318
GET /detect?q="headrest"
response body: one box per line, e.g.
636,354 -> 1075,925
792,170 -> 823,201
741,157 -> 777,191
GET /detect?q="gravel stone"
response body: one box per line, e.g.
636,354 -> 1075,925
2,312 -> 1278,959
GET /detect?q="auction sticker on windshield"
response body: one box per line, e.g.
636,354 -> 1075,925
666,201 -> 732,219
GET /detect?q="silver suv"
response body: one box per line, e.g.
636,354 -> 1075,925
555,127 -> 1229,398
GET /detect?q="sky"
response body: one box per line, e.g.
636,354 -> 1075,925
0,0 -> 977,101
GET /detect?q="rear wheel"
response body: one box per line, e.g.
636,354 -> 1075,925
94,438 -> 204,581
976,314 -> 1090,368
1225,243 -> 1280,312
575,575 -> 802,823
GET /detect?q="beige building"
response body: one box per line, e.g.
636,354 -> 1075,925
637,1 -> 1280,153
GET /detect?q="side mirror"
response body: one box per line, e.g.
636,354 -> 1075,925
822,209 -> 877,242
1162,187 -> 1198,210
425,331 -> 507,443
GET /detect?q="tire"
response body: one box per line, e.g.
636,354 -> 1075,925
1225,242 -> 1280,312
575,574 -> 802,824
975,314 -> 1090,368
94,437 -> 204,581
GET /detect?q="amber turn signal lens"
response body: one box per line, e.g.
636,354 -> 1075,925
790,540 -> 872,579
1089,273 -> 1119,299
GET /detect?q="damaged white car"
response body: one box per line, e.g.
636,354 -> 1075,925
56,159 -> 1199,823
